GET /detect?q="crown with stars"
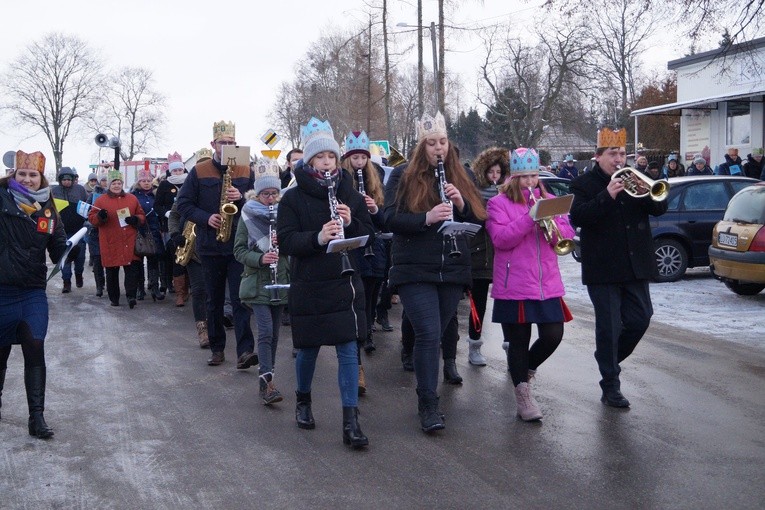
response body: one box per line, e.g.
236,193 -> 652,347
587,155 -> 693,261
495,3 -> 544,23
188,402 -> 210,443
343,130 -> 370,159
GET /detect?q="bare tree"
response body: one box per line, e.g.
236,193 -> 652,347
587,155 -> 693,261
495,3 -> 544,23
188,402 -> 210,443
1,32 -> 103,171
97,67 -> 165,160
478,22 -> 591,148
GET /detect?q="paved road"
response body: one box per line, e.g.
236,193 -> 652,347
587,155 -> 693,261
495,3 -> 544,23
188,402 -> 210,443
1,271 -> 763,509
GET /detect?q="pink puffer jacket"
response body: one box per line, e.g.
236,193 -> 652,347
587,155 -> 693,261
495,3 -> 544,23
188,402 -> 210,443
486,189 -> 574,301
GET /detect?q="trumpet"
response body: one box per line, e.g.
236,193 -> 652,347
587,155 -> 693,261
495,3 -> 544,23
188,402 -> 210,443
612,166 -> 669,202
263,205 -> 290,302
528,188 -> 575,256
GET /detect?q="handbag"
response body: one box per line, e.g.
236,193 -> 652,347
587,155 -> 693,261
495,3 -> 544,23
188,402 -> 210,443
134,229 -> 157,256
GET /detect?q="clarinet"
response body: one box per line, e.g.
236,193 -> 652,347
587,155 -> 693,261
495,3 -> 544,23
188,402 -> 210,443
436,156 -> 461,258
325,171 -> 355,276
357,168 -> 375,259
262,205 -> 290,302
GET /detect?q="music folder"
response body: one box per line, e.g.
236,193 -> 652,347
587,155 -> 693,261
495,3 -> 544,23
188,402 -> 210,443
221,145 -> 251,167
438,221 -> 482,237
529,194 -> 574,221
327,235 -> 370,253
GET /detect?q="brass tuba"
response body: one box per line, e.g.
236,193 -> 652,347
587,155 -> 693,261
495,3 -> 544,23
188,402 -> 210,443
387,146 -> 406,167
175,221 -> 197,266
215,167 -> 239,243
612,166 -> 670,202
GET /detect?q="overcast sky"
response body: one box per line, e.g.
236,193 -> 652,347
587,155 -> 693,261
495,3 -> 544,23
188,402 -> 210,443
1,0 -> 688,177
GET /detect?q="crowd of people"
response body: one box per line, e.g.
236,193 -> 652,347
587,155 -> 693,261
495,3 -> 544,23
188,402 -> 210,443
1,121 -> 677,449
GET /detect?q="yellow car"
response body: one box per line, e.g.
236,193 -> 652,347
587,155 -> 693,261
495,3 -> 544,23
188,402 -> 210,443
709,183 -> 765,295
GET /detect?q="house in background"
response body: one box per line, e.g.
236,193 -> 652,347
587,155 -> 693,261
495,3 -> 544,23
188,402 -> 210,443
631,37 -> 765,169
537,122 -> 595,162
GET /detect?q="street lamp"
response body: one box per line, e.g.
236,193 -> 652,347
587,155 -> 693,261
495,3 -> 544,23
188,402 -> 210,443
396,22 -> 439,113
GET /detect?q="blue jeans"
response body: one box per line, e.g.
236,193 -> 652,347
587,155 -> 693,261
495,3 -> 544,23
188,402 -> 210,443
296,341 -> 358,407
200,254 -> 254,357
61,238 -> 87,281
251,304 -> 282,374
397,283 -> 463,394
587,281 -> 652,389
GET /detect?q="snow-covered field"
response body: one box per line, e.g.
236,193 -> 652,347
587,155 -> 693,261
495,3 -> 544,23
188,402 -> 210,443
557,255 -> 765,351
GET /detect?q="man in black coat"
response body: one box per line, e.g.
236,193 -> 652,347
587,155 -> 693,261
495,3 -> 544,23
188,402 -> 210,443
569,128 -> 668,408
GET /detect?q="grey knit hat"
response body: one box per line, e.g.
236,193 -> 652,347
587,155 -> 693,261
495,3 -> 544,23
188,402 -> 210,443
253,157 -> 282,195
693,154 -> 706,165
254,175 -> 281,195
301,117 -> 341,165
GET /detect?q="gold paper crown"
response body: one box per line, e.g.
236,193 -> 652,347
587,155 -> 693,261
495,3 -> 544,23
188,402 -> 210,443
213,120 -> 236,141
597,128 -> 627,148
15,150 -> 45,172
416,111 -> 447,141
254,157 -> 280,179
196,147 -> 213,160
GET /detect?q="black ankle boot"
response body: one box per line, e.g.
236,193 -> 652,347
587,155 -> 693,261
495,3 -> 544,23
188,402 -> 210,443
295,391 -> 315,429
0,368 -> 5,421
417,389 -> 445,433
342,406 -> 369,448
363,333 -> 376,354
24,366 -> 53,439
443,359 -> 463,385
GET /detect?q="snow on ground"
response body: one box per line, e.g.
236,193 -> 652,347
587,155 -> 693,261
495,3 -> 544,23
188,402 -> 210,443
557,255 -> 765,351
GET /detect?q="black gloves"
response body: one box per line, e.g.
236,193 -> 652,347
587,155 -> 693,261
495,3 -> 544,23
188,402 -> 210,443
171,232 -> 184,247
124,215 -> 139,226
97,209 -> 108,221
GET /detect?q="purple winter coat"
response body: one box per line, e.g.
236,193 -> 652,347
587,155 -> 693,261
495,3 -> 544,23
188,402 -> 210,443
486,188 -> 574,301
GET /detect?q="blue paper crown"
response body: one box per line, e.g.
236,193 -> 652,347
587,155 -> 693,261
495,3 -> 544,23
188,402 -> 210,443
301,117 -> 334,143
509,147 -> 540,174
345,131 -> 369,153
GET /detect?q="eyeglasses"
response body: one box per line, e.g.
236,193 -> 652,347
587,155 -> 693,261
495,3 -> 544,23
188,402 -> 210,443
259,191 -> 279,197
216,140 -> 236,146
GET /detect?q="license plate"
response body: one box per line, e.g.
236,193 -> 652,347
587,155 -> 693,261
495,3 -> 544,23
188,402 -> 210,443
718,232 -> 738,248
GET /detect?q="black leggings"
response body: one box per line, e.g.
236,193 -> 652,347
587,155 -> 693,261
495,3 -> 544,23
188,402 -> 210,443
501,322 -> 564,386
0,322 -> 45,370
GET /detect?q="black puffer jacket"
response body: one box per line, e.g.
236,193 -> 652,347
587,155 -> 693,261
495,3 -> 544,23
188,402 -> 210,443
277,162 -> 375,348
383,164 -> 480,289
0,186 -> 68,289
569,164 -> 667,285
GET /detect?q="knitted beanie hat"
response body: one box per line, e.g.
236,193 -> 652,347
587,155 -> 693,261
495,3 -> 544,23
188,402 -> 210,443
301,117 -> 340,164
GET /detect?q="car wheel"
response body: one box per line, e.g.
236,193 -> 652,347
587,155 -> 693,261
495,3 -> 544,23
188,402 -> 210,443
654,239 -> 688,282
723,281 -> 765,296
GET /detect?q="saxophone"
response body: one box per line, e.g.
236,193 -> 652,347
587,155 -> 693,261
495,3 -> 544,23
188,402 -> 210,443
175,221 -> 197,266
215,167 -> 239,243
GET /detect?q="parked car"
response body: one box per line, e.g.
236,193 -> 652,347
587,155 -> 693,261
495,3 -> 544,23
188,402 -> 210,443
709,183 -> 765,295
539,175 -> 571,197
570,175 -> 759,282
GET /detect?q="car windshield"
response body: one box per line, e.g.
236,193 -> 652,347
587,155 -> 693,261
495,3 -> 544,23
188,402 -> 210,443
723,186 -> 765,224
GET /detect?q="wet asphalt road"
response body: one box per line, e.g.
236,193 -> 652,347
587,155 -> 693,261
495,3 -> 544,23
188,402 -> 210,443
1,274 -> 763,510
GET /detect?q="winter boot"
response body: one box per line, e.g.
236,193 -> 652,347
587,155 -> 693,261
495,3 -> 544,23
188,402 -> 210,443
342,406 -> 369,448
0,368 -> 5,421
417,389 -> 445,432
148,268 -> 165,301
358,364 -> 367,395
467,338 -> 487,366
62,280 -> 71,294
173,276 -> 186,307
196,321 -> 209,348
375,310 -> 393,332
25,366 -> 53,439
514,382 -> 543,421
75,273 -> 84,288
136,285 -> 146,301
259,373 -> 283,405
443,358 -> 463,385
363,333 -> 376,354
295,391 -> 315,429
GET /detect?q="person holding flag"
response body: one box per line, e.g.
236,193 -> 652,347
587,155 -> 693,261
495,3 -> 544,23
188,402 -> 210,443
51,167 -> 88,293
0,150 -> 70,439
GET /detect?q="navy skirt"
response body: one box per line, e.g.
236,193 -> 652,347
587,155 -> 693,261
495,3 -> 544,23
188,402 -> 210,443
492,296 -> 573,324
0,286 -> 49,347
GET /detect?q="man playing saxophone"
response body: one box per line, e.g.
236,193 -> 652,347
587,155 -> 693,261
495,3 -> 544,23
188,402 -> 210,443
569,128 -> 667,409
176,120 -> 256,368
